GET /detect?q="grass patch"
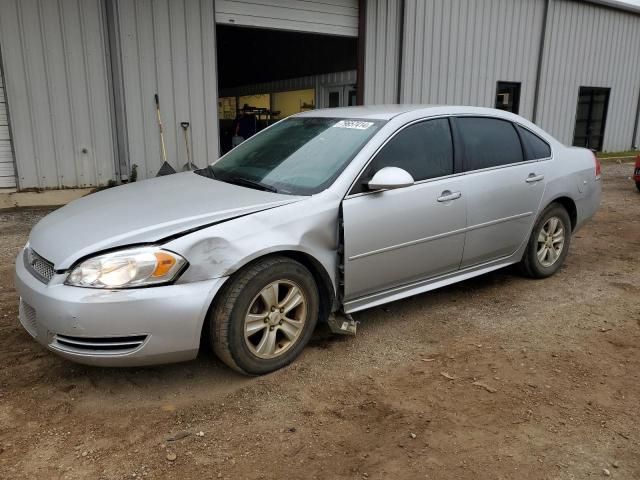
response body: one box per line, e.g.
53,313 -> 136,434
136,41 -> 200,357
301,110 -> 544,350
597,150 -> 638,159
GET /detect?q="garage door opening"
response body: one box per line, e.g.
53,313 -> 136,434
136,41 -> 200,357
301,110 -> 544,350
216,25 -> 358,154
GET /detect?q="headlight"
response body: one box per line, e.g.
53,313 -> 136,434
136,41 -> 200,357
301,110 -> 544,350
65,247 -> 186,288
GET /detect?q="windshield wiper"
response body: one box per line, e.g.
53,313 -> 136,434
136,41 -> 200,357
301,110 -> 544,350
194,165 -> 216,179
228,176 -> 278,193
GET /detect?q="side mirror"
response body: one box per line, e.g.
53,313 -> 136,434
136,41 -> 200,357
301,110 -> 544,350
368,167 -> 415,191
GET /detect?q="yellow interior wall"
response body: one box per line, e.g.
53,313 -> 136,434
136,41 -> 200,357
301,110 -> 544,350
218,96 -> 237,120
272,89 -> 316,118
238,94 -> 270,111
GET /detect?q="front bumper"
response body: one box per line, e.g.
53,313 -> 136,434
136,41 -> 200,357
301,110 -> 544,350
15,248 -> 227,366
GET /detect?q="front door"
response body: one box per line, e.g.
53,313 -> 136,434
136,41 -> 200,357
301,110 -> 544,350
572,87 -> 610,151
342,118 -> 466,301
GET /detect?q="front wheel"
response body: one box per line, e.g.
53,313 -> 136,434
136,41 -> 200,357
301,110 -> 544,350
210,256 -> 319,375
518,203 -> 572,279
636,181 -> 640,192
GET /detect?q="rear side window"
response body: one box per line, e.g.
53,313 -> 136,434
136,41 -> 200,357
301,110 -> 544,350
517,125 -> 551,160
363,118 -> 453,185
458,117 -> 523,171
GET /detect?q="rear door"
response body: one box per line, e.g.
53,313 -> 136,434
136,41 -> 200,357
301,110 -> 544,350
342,118 -> 466,300
456,117 -> 549,268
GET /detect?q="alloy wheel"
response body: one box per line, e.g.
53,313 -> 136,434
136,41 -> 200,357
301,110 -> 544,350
536,216 -> 565,267
244,280 -> 308,359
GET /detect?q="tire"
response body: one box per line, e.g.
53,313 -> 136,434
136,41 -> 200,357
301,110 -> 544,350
518,203 -> 572,279
210,256 -> 319,375
636,181 -> 640,192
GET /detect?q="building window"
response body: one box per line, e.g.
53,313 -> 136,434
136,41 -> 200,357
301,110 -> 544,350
495,82 -> 521,114
572,87 -> 610,151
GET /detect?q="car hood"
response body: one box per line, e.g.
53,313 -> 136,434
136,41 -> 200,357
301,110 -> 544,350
28,172 -> 302,269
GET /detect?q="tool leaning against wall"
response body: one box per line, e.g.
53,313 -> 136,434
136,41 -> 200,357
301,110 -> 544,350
154,93 -> 176,177
180,122 -> 198,171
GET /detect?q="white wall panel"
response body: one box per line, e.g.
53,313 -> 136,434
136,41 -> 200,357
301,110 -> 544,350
0,71 -> 16,188
399,0 -> 546,120
215,0 -> 358,37
0,0 -> 115,189
115,0 -> 219,178
537,0 -> 640,151
363,0 -> 403,104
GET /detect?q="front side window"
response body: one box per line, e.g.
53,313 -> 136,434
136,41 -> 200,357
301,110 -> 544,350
458,117 -> 523,171
352,118 -> 454,193
201,117 -> 384,195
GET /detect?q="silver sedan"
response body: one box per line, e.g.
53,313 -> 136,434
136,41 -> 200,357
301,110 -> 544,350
15,106 -> 601,374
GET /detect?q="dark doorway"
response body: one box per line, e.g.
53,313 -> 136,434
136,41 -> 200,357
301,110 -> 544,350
216,25 -> 357,90
495,82 -> 521,114
572,87 -> 610,151
216,25 -> 358,153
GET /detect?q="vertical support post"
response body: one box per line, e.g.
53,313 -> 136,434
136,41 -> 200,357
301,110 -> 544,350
396,0 -> 405,104
632,86 -> 640,149
103,0 -> 129,181
356,0 -> 366,105
532,0 -> 550,124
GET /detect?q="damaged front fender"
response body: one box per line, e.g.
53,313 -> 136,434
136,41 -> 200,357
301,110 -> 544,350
164,193 -> 342,300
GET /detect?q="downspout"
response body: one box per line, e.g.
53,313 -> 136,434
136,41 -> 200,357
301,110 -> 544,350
532,0 -> 550,124
356,0 -> 366,105
396,0 -> 405,103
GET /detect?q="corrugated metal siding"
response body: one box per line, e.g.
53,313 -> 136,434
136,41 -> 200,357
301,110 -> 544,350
0,70 -> 16,188
399,0 -> 546,120
363,0 -> 403,104
219,70 -> 357,108
115,0 -> 219,178
537,0 -> 640,151
215,0 -> 358,37
0,0 -> 115,189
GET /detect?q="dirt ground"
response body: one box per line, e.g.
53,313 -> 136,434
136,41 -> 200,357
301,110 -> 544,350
0,162 -> 638,480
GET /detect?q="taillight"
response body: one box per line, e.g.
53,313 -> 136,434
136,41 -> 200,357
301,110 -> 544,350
593,152 -> 601,180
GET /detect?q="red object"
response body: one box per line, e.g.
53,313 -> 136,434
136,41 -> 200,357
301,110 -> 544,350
594,152 -> 602,179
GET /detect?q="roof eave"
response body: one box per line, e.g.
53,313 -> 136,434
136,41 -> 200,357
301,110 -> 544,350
587,0 -> 640,15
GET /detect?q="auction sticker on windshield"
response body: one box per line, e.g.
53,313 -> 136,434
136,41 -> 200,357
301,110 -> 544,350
333,120 -> 375,130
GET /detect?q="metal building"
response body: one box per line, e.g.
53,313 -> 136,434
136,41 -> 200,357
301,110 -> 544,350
0,0 -> 638,191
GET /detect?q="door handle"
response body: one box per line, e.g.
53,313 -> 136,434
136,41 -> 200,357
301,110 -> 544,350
437,190 -> 462,202
526,174 -> 545,183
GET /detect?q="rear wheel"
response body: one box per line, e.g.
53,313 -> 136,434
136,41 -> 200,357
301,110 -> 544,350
518,203 -> 571,279
636,181 -> 640,192
210,256 -> 319,375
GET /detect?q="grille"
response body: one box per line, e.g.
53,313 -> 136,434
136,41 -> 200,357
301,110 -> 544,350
19,298 -> 37,338
24,248 -> 55,283
54,334 -> 148,354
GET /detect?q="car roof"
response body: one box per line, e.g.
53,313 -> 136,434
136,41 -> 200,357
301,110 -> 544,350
294,104 -> 521,121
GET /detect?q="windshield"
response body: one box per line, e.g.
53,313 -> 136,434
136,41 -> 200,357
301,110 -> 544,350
199,117 -> 384,195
